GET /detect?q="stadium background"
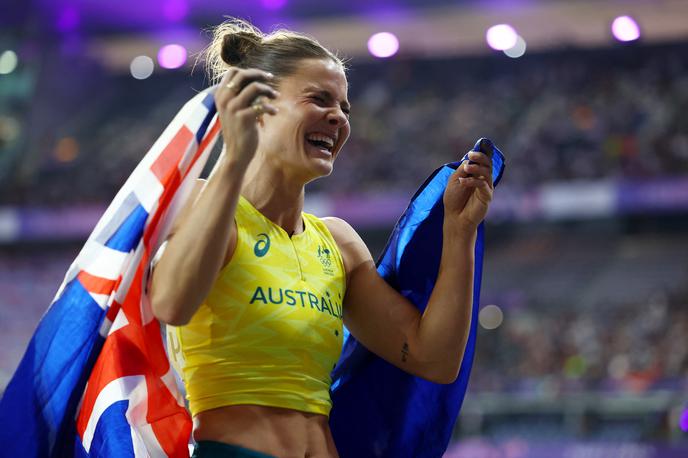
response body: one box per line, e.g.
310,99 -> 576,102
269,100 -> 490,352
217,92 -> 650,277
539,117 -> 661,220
1,0 -> 687,456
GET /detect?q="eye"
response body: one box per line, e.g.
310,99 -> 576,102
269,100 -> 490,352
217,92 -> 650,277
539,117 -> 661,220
310,95 -> 326,104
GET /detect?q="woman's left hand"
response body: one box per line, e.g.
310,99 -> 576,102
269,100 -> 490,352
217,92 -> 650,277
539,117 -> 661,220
442,150 -> 494,232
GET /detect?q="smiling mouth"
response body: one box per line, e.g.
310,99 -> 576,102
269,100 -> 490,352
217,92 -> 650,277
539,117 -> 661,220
305,133 -> 335,154
307,140 -> 332,152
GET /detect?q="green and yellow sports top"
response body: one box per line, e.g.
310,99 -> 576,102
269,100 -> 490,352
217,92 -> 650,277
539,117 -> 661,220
167,195 -> 346,417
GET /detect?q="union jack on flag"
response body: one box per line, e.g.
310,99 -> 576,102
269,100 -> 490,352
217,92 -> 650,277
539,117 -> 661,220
0,88 -> 221,457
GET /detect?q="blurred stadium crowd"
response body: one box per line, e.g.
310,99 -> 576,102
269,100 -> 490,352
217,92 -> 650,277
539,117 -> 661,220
1,41 -> 688,204
2,37 -> 688,390
1,30 -> 687,447
330,42 -> 688,195
476,230 -> 688,395
474,290 -> 688,393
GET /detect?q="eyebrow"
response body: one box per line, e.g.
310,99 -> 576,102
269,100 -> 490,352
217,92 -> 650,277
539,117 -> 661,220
304,86 -> 351,112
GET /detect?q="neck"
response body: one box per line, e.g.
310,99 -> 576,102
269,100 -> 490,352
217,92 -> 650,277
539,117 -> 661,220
241,158 -> 306,236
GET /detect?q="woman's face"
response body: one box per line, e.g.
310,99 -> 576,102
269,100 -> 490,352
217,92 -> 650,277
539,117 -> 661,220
257,58 -> 351,182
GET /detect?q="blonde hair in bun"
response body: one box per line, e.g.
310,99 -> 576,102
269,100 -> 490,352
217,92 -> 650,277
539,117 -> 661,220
203,18 -> 345,85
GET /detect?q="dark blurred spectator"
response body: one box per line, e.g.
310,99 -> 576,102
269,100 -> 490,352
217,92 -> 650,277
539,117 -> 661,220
1,42 -> 687,205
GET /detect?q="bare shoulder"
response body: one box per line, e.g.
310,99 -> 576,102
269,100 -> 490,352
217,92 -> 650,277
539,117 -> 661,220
321,216 -> 358,243
321,217 -> 373,275
321,216 -> 365,251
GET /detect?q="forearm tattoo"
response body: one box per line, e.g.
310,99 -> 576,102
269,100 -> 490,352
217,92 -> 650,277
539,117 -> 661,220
401,341 -> 409,363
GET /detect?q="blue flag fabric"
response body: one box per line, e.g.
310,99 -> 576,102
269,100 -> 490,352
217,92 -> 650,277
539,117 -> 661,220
329,139 -> 506,458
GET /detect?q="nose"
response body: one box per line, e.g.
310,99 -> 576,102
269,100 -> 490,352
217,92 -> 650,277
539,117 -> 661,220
327,107 -> 348,127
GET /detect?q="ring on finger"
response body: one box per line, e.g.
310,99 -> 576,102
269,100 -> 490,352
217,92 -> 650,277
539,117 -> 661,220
225,81 -> 238,93
252,102 -> 264,118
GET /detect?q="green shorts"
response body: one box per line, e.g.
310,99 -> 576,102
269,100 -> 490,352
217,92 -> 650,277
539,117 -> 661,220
192,440 -> 275,458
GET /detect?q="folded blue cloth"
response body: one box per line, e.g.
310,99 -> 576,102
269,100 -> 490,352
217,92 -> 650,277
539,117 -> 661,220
330,139 -> 506,458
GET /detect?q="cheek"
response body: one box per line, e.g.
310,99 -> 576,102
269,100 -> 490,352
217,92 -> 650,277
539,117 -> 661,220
341,124 -> 352,144
260,113 -> 290,142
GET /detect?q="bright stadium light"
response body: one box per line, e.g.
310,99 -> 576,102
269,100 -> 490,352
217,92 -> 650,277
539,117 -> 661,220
479,304 -> 504,330
504,35 -> 527,58
486,24 -> 518,51
157,44 -> 187,69
0,50 -> 18,75
130,55 -> 155,80
611,16 -> 640,42
367,32 -> 399,59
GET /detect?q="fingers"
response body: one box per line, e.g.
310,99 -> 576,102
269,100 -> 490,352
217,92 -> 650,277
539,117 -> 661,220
216,68 -> 276,109
236,99 -> 279,120
467,151 -> 491,167
458,176 -> 491,189
453,150 -> 491,184
233,81 -> 279,109
216,68 -> 240,99
456,159 -> 491,182
223,68 -> 273,92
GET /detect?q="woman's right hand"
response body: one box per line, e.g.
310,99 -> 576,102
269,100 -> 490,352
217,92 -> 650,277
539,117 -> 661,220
215,68 -> 279,167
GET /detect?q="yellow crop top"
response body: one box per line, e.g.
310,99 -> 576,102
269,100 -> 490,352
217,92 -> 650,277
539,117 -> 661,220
167,196 -> 346,417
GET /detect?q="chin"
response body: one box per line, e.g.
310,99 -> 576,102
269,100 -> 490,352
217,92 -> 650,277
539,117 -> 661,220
304,158 -> 334,183
313,161 -> 334,178
298,143 -> 339,182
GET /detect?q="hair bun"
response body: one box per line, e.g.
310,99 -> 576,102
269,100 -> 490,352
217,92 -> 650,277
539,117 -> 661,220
221,31 -> 262,66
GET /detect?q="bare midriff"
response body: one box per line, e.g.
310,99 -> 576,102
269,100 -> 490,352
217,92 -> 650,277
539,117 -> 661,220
193,405 -> 339,458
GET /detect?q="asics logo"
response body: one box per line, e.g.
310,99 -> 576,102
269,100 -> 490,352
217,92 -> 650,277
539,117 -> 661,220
254,233 -> 270,257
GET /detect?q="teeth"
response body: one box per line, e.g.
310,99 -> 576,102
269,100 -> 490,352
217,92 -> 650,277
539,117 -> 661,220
306,133 -> 335,148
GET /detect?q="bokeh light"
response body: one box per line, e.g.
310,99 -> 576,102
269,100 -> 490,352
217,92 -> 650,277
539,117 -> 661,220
486,24 -> 518,51
0,50 -> 18,75
0,115 -> 20,146
564,354 -> 587,379
367,32 -> 399,58
607,354 -> 630,379
680,409 -> 688,432
53,137 -> 80,163
130,56 -> 155,80
504,35 -> 527,58
261,0 -> 288,11
611,16 -> 640,42
157,44 -> 187,69
479,304 -> 504,330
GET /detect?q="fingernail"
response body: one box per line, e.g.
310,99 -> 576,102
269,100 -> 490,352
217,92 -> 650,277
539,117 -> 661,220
266,72 -> 274,78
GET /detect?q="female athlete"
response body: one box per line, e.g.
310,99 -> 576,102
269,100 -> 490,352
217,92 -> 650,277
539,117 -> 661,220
150,19 -> 493,458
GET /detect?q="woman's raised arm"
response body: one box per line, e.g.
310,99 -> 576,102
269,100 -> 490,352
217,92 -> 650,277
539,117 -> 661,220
149,68 -> 278,325
324,150 -> 493,384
